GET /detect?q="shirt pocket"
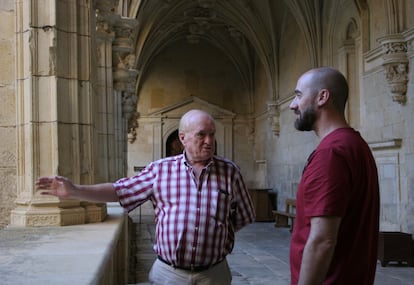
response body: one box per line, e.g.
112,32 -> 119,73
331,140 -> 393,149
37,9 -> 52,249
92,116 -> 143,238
210,188 -> 232,223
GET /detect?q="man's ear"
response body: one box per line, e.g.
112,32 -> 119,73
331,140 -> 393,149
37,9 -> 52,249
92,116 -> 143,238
178,132 -> 185,144
317,89 -> 330,107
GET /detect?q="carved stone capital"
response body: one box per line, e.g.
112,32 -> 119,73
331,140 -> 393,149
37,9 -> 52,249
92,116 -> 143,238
112,17 -> 139,53
96,20 -> 116,42
267,101 -> 280,135
379,35 -> 409,104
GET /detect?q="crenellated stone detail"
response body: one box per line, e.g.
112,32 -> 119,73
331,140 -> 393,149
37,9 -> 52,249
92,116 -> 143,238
379,35 -> 409,104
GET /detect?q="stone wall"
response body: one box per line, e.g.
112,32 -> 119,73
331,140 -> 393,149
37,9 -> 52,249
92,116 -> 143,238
263,0 -> 414,233
0,1 -> 16,228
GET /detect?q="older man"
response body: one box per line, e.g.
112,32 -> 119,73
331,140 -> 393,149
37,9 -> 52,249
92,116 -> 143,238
36,109 -> 255,285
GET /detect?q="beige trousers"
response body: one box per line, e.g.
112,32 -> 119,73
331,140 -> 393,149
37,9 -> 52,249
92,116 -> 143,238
149,258 -> 232,285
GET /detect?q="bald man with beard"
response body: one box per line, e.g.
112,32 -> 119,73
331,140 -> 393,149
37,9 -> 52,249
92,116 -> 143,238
288,67 -> 379,285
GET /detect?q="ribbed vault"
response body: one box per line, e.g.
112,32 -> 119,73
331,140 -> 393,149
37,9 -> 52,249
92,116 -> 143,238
93,0 -> 338,135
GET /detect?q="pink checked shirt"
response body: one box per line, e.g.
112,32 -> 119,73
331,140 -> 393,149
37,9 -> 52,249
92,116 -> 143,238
114,154 -> 255,267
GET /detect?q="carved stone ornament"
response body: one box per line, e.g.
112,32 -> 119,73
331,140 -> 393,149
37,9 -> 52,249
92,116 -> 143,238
120,90 -> 139,143
267,101 -> 280,135
127,112 -> 139,144
383,62 -> 409,103
114,53 -> 138,86
379,35 -> 409,104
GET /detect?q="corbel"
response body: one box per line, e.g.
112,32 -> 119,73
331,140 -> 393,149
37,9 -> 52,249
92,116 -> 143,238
379,34 -> 409,104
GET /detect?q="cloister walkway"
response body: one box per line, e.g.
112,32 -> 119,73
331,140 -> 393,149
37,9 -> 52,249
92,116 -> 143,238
131,214 -> 414,285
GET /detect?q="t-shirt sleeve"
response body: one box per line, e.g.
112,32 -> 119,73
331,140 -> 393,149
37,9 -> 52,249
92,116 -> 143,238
302,148 -> 351,218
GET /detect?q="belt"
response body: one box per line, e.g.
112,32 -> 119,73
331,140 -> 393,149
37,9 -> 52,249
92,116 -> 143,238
157,256 -> 222,272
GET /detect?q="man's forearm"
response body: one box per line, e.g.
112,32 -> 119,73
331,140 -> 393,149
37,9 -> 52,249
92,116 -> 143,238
298,216 -> 340,285
74,183 -> 119,202
298,238 -> 336,285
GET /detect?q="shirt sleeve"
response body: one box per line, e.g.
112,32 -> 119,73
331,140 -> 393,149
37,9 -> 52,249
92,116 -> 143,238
302,148 -> 351,218
232,170 -> 256,231
113,163 -> 155,212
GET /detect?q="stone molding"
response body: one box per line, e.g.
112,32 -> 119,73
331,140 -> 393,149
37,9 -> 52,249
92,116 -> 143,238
369,138 -> 402,151
11,206 -> 85,227
11,203 -> 108,227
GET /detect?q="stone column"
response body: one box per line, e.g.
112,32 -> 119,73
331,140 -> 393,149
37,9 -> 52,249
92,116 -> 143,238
11,0 -> 104,226
95,1 -> 138,182
111,18 -> 139,175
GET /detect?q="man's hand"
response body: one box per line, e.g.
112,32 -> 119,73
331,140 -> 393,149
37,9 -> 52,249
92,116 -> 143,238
35,176 -> 76,199
36,177 -> 118,202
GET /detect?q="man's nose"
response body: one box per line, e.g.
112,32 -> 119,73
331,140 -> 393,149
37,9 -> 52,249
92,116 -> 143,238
289,97 -> 298,110
205,135 -> 214,144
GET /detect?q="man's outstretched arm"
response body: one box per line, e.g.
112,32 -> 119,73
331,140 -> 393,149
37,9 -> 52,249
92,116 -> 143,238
36,176 -> 119,203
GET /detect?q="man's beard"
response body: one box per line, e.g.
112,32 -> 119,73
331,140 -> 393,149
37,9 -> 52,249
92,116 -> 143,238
294,106 -> 317,131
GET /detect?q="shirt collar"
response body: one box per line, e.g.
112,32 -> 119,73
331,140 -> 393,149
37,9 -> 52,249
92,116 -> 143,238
182,152 -> 214,168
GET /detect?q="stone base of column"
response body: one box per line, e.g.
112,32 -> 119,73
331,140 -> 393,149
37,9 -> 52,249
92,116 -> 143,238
10,205 -> 86,226
82,202 -> 108,223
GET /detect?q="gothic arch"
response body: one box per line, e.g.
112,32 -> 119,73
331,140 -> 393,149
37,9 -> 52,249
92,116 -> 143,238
340,17 -> 362,129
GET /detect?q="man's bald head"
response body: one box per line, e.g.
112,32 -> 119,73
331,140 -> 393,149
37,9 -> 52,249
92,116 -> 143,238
303,67 -> 349,112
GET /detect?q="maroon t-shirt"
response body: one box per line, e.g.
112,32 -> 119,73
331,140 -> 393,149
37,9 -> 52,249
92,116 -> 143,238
290,128 -> 379,285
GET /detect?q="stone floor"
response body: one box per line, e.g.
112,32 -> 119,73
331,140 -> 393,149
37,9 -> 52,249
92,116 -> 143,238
130,215 -> 414,285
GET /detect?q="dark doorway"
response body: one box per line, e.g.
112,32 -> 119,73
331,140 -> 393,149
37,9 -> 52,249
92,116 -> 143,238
166,130 -> 183,157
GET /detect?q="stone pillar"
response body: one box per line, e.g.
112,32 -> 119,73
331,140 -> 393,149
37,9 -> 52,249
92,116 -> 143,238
94,16 -> 116,183
95,1 -> 138,182
11,0 -> 105,226
0,0 -> 17,228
